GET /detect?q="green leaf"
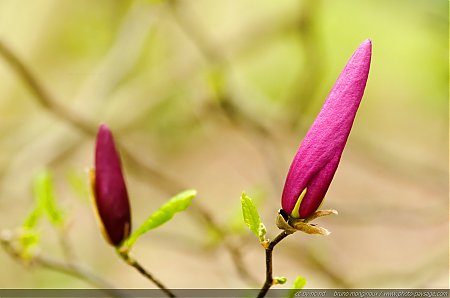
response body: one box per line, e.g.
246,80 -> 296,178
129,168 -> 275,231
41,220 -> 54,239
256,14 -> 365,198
22,208 -> 43,229
228,189 -> 265,235
33,170 -> 64,226
18,228 -> 40,260
123,189 -> 196,249
273,276 -> 287,285
287,276 -> 307,298
240,192 -> 266,242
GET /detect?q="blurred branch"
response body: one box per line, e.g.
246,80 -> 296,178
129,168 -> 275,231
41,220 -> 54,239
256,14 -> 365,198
304,248 -> 353,288
285,0 -> 324,129
57,219 -> 83,265
0,230 -> 117,293
72,1 -> 161,113
349,246 -> 447,287
0,38 -> 258,286
0,42 -> 96,136
225,240 -> 260,286
286,243 -> 354,288
0,40 -> 204,217
0,40 -> 182,194
167,0 -> 286,189
166,3 -> 290,284
117,4 -> 304,134
167,0 -> 226,65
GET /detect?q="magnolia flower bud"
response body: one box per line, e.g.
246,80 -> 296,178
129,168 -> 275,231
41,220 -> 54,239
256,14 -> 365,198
93,124 -> 131,246
282,39 -> 372,219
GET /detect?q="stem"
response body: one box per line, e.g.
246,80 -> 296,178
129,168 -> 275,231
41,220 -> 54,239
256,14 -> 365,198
118,251 -> 175,298
257,231 -> 291,298
0,232 -> 116,292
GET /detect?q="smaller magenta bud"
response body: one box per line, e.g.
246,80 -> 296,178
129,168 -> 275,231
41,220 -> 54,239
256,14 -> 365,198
93,124 -> 131,246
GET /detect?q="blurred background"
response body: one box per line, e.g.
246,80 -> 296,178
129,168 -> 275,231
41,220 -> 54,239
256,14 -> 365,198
0,0 -> 447,290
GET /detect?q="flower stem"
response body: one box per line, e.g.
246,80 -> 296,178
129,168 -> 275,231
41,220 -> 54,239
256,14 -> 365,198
118,251 -> 175,298
257,231 -> 291,298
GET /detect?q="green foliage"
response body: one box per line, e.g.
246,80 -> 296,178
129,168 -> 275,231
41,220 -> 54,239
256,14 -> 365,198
18,228 -> 40,260
18,169 -> 67,260
273,276 -> 287,285
22,208 -> 43,230
288,276 -> 307,298
228,189 -> 265,235
240,192 -> 266,242
22,169 -> 65,231
122,189 -> 196,249
32,170 -> 64,226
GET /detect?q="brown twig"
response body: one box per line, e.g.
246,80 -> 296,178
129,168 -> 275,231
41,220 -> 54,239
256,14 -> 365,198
118,251 -> 175,298
257,231 -> 291,298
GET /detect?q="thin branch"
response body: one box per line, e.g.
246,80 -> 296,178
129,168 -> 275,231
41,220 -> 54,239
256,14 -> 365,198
165,6 -> 293,286
0,40 -> 259,286
57,220 -> 78,263
0,231 -> 117,293
0,40 -> 219,232
286,0 -> 323,129
167,0 -> 287,189
0,41 -> 96,136
72,1 -> 161,114
258,231 -> 291,298
118,251 -> 175,298
225,240 -> 260,286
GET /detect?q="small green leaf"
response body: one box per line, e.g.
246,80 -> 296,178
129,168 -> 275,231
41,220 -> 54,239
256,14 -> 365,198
123,189 -> 196,249
23,208 -> 43,230
33,170 -> 64,226
273,276 -> 287,285
18,228 -> 40,260
228,189 -> 265,235
240,192 -> 266,242
288,276 -> 307,298
293,275 -> 306,289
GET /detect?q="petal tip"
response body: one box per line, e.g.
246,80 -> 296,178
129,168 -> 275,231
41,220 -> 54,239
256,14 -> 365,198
98,123 -> 110,134
360,39 -> 372,53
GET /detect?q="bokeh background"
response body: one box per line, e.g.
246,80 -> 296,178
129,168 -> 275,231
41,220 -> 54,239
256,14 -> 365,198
0,0 -> 447,290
